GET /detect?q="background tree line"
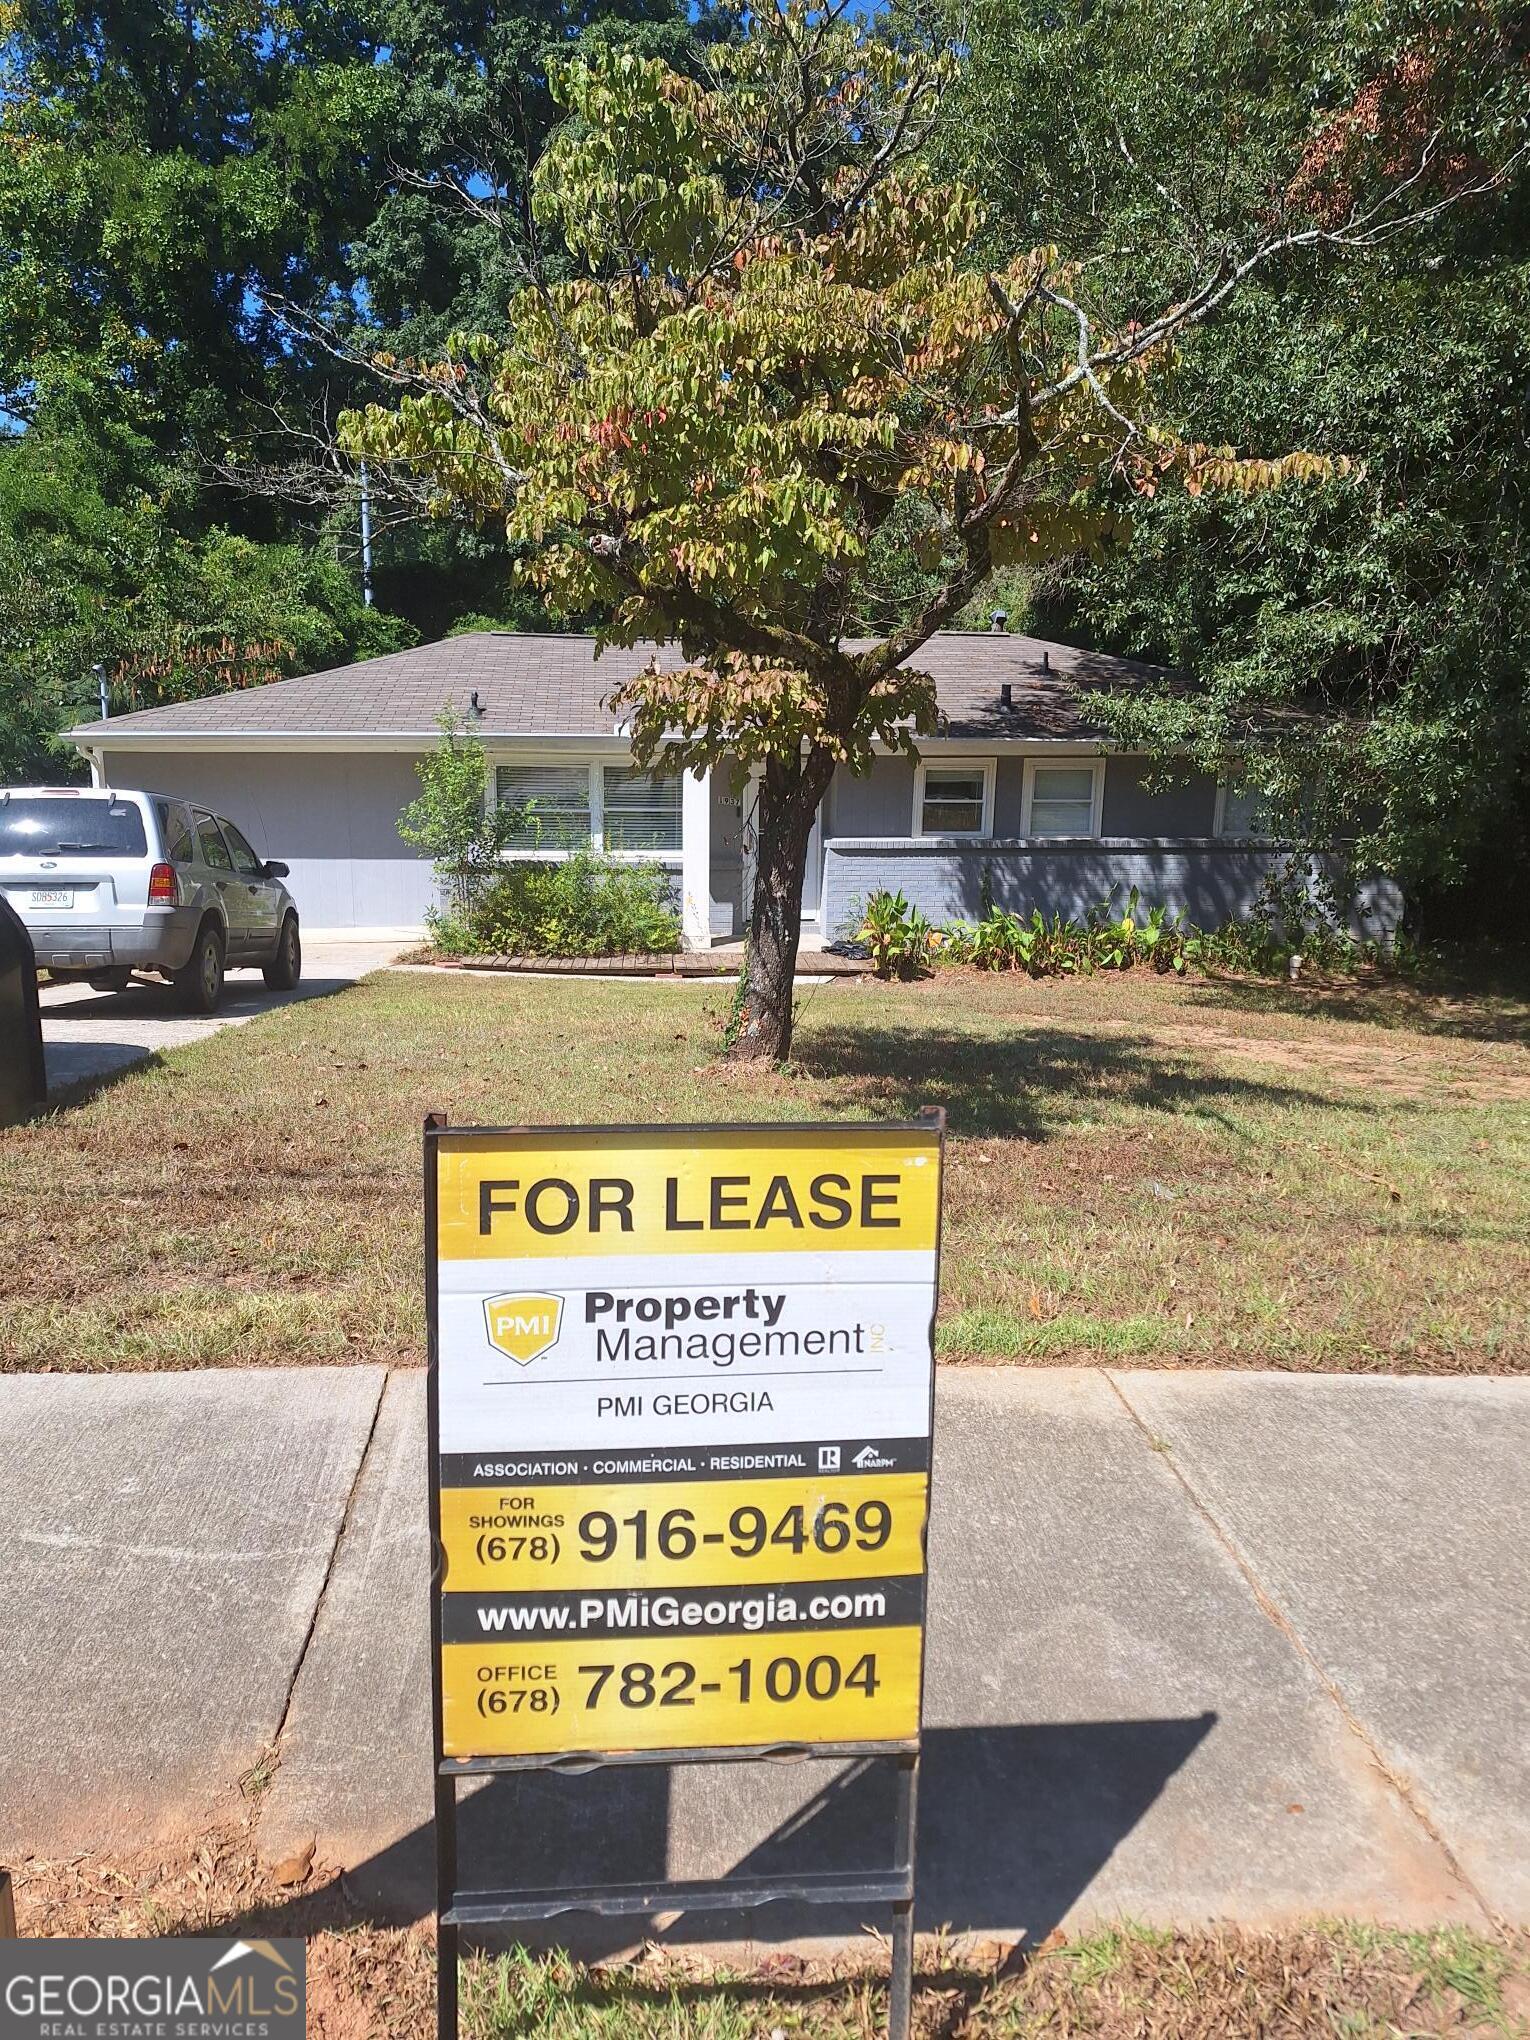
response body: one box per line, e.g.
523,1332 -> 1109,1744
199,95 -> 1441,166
1,0 -> 1525,924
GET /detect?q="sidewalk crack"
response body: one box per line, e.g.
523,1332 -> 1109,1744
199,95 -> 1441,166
1103,1368 -> 1501,1930
245,1366 -> 390,1831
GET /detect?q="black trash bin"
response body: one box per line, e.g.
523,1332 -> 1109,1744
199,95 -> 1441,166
0,893 -> 46,1122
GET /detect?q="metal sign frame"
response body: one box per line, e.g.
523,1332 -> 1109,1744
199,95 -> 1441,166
424,1109 -> 945,2040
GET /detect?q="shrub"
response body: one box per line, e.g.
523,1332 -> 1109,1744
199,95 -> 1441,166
935,876 -> 1408,981
1084,889 -> 1190,974
857,890 -> 940,978
438,845 -> 681,957
398,712 -> 515,916
1182,863 -> 1404,976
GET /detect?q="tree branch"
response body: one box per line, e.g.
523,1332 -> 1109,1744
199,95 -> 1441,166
994,136 -> 1526,424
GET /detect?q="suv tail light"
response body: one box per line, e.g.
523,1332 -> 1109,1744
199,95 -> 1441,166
148,861 -> 178,904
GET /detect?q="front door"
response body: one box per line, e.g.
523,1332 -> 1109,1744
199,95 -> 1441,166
802,804 -> 824,919
742,773 -> 825,924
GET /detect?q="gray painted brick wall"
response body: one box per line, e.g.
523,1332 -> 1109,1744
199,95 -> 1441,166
821,839 -> 1403,942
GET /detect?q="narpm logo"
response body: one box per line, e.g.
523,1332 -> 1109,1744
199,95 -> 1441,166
484,1292 -> 564,1366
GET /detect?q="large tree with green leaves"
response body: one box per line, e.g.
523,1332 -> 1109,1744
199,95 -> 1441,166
0,0 -> 702,768
0,397 -> 411,781
935,0 -> 1530,910
344,0 -> 1516,1052
346,1 -> 1500,1055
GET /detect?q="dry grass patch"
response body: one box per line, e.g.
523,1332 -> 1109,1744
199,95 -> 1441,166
2,963 -> 1526,1371
11,1836 -> 1525,2038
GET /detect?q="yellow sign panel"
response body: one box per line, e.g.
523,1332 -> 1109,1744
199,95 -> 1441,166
435,1125 -> 941,1261
439,1473 -> 928,1593
440,1627 -> 923,1758
429,1117 -> 942,1761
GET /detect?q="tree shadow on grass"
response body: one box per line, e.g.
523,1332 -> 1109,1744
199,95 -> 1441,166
793,1021 -> 1353,1142
1173,968 -> 1530,1045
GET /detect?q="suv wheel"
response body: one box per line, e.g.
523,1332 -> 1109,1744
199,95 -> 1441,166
176,923 -> 225,1014
263,914 -> 301,991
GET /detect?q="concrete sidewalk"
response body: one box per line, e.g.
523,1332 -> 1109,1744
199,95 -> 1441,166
1,1367 -> 1524,1945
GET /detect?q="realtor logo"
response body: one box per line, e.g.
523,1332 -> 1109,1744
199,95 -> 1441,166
0,1936 -> 305,2039
484,1292 -> 564,1367
818,1446 -> 841,1471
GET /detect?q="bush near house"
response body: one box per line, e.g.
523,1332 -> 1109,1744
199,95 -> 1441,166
856,878 -> 1415,982
431,849 -> 680,959
400,714 -> 680,957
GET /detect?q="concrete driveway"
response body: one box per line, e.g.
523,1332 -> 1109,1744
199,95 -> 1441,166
39,935 -> 410,1091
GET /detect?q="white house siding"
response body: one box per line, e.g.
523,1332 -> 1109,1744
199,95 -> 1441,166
97,749 -> 437,932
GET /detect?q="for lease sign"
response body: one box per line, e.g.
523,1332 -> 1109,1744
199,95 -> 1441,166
427,1120 -> 943,1760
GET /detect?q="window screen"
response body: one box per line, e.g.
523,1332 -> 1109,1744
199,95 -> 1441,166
603,767 -> 681,852
495,766 -> 592,850
920,769 -> 986,834
1029,765 -> 1096,837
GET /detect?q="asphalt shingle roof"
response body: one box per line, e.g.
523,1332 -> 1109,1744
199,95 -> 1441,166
74,630 -> 1172,745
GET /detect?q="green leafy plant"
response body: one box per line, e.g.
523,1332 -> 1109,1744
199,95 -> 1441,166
398,712 -> 517,919
942,904 -> 1085,975
1137,901 -> 1190,974
1083,886 -> 1190,973
439,845 -> 681,958
857,890 -> 939,979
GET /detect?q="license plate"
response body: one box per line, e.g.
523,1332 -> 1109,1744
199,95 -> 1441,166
29,888 -> 72,909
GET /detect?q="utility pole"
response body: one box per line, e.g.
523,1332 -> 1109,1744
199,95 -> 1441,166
94,663 -> 108,720
360,461 -> 375,607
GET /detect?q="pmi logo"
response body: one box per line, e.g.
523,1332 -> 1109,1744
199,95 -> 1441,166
484,1292 -> 564,1367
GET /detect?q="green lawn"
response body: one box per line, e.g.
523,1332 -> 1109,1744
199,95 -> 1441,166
2,963 -> 1526,1371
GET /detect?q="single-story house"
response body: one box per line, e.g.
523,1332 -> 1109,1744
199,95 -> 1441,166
68,628 -> 1400,946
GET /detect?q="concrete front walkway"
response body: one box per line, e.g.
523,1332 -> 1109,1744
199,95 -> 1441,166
1,1368 -> 1524,1945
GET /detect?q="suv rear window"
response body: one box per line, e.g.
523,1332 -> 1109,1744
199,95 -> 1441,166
0,797 -> 148,858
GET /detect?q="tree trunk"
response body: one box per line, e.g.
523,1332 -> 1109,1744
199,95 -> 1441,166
730,751 -> 835,1062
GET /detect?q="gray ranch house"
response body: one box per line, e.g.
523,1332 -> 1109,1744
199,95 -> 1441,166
70,628 -> 1399,946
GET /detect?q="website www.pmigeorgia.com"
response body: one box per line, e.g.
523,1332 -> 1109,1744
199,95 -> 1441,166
470,1586 -> 891,1636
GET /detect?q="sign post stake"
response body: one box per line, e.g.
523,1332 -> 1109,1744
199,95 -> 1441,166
888,1750 -> 919,2038
425,1111 -> 944,2040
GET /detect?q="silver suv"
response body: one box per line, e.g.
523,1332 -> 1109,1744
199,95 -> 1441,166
0,786 -> 301,1014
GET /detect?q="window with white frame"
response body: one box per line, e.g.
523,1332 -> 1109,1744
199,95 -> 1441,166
603,766 -> 682,852
493,762 -> 683,855
1025,762 -> 1100,837
1217,779 -> 1269,838
918,765 -> 988,835
495,765 -> 592,850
